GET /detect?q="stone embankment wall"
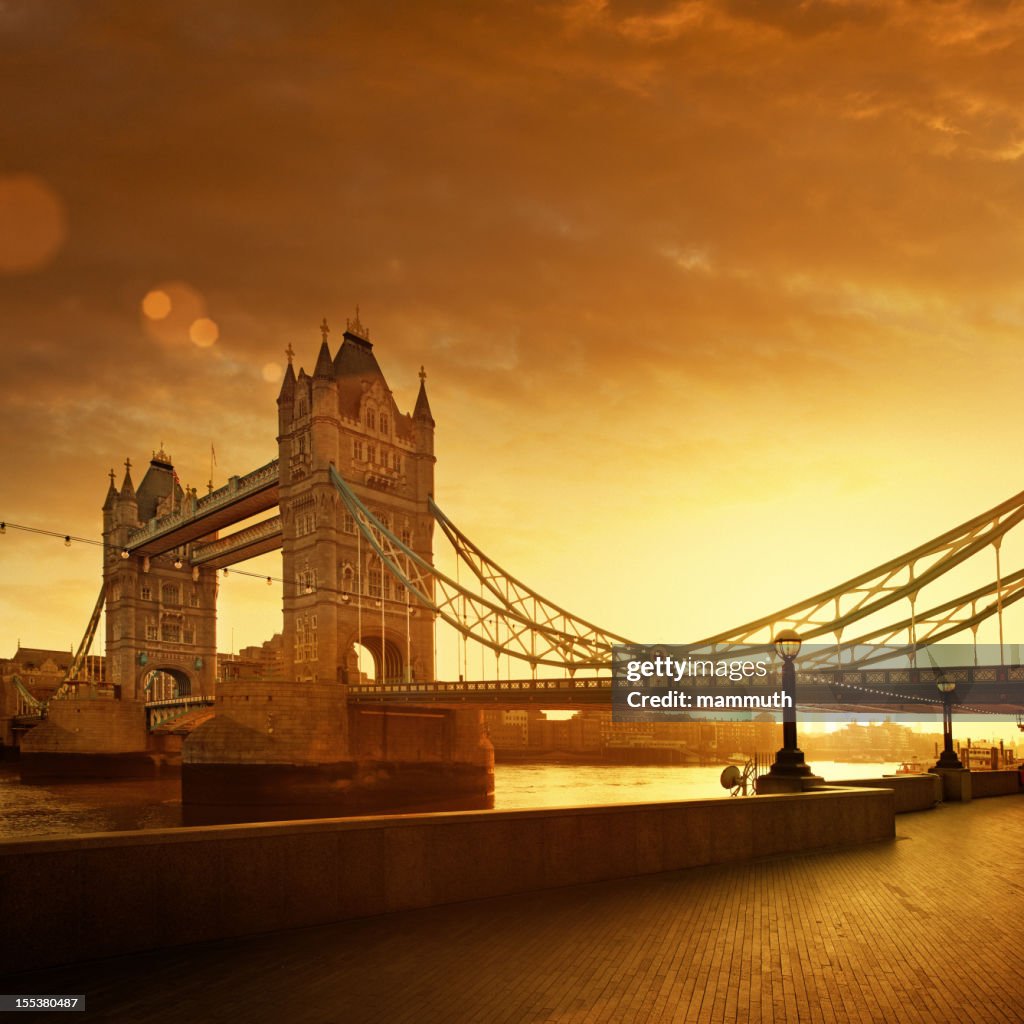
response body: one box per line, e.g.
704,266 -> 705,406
2,787 -> 893,973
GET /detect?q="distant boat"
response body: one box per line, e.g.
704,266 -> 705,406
725,753 -> 748,765
895,760 -> 931,775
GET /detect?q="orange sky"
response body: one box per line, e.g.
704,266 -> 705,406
4,1 -> 1024,711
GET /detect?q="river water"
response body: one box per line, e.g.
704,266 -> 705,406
0,761 -> 901,841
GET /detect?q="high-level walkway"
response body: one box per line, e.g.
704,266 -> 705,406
5,796 -> 1022,1024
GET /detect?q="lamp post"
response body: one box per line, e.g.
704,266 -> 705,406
765,629 -> 819,784
933,678 -> 964,771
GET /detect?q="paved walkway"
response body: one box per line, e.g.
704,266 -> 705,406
5,796 -> 1023,1024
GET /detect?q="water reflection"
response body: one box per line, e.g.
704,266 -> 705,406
0,766 -> 181,837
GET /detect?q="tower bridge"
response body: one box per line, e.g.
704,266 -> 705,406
5,307 -> 1024,816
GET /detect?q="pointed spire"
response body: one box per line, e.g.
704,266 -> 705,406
103,468 -> 118,510
314,337 -> 334,379
278,357 -> 296,402
119,457 -> 135,498
414,365 -> 434,424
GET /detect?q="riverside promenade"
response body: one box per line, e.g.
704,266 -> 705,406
5,795 -> 1022,1024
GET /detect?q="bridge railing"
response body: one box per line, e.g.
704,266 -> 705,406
348,676 -> 612,702
145,696 -> 216,730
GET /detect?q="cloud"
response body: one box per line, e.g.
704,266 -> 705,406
5,0 -> 1024,651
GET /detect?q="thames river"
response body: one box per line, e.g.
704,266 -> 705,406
0,761 -> 900,840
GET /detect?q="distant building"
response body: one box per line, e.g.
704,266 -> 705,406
482,709 -> 531,750
1,644 -> 104,700
219,634 -> 286,682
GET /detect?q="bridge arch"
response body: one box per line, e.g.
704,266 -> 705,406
139,665 -> 194,701
345,631 -> 407,685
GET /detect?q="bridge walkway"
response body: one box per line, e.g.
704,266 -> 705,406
6,796 -> 1023,1023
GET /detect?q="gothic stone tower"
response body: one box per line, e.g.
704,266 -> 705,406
102,451 -> 218,699
277,314 -> 436,684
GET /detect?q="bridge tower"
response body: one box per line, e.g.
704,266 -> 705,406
102,451 -> 218,699
277,313 -> 436,684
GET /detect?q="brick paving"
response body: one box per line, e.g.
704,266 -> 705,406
4,796 -> 1023,1024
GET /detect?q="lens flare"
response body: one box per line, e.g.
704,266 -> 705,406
0,175 -> 67,274
141,281 -> 207,346
189,317 -> 219,347
142,290 -> 172,320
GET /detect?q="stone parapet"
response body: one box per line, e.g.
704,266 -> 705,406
837,773 -> 942,813
2,787 -> 893,973
20,699 -> 148,755
183,680 -> 348,766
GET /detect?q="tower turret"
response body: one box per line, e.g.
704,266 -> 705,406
277,344 -> 296,436
412,366 -> 435,464
116,458 -> 138,528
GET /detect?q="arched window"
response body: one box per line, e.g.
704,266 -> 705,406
366,408 -> 376,430
380,413 -> 389,435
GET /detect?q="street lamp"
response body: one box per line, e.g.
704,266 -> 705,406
765,629 -> 819,784
933,678 -> 964,770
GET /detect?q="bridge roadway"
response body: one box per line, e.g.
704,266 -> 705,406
140,665 -> 1024,729
7,791 -> 1022,1023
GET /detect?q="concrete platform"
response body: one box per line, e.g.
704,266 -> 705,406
4,795 -> 1022,1023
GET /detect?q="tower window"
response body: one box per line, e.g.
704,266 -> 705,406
353,439 -> 364,461
367,444 -> 376,465
380,413 -> 389,435
141,585 -> 152,601
366,408 -> 376,430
